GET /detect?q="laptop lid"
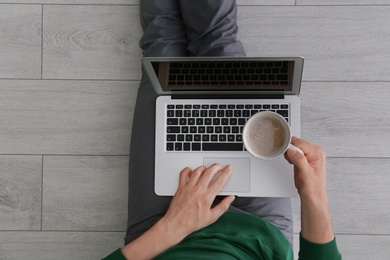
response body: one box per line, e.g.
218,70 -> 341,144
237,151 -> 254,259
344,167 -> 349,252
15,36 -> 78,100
142,57 -> 304,97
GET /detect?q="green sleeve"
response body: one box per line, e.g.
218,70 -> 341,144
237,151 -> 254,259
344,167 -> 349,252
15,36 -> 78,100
298,234 -> 342,260
102,248 -> 126,260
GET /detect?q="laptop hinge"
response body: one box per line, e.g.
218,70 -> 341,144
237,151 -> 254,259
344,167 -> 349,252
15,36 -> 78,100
171,94 -> 284,100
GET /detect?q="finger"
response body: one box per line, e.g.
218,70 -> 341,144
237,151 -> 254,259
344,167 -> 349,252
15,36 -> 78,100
188,166 -> 206,186
291,137 -> 317,156
285,146 -> 309,172
198,164 -> 223,186
209,165 -> 232,194
210,195 -> 235,220
291,137 -> 325,162
179,167 -> 192,187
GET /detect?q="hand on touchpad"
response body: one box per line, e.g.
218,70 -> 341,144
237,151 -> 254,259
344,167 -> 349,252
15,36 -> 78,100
203,158 -> 250,193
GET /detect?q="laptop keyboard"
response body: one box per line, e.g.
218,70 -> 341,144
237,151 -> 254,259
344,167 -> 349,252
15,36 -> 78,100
167,61 -> 290,87
166,103 -> 289,152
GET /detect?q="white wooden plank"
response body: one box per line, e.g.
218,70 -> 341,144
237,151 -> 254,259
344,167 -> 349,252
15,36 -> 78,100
0,156 -> 42,230
298,0 -> 390,5
237,6 -> 390,81
0,0 -> 137,4
0,5 -> 41,79
0,231 -> 124,260
292,158 -> 390,235
43,5 -> 142,80
42,156 -> 128,231
237,0 -> 295,5
300,82 -> 390,157
0,80 -> 138,155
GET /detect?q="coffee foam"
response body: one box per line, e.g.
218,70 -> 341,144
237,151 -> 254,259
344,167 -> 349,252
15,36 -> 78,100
245,116 -> 287,157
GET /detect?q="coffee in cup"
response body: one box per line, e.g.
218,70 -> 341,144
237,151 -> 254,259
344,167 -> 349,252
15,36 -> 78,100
243,111 -> 302,159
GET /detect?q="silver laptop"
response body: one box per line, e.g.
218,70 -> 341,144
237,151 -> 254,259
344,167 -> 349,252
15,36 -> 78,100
142,57 -> 303,197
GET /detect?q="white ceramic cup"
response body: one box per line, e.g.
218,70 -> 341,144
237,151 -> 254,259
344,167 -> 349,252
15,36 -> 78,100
243,111 -> 303,160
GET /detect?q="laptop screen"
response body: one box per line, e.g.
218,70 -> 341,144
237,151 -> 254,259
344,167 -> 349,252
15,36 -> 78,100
143,57 -> 303,96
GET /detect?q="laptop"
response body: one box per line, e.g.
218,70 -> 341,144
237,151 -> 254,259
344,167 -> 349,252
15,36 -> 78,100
142,57 -> 303,197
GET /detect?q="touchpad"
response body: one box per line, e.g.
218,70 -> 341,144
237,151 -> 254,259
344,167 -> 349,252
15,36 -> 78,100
203,158 -> 250,193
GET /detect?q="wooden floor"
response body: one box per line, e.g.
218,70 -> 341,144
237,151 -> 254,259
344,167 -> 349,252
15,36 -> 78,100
0,0 -> 389,259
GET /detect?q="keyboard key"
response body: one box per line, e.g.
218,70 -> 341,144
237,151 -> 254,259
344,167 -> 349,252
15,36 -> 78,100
263,105 -> 270,109
272,104 -> 280,109
223,126 -> 231,133
167,135 -> 176,141
198,126 -> 205,133
179,118 -> 187,125
194,135 -> 201,141
232,126 -> 239,133
167,126 -> 180,133
213,118 -> 220,125
209,110 -> 216,117
177,135 -> 184,141
238,118 -> 246,125
181,126 -> 189,133
167,110 -> 175,117
228,135 -> 235,142
221,118 -> 229,125
211,135 -> 218,141
251,110 -> 259,116
175,143 -> 182,151
190,126 -> 197,133
167,105 -> 175,109
219,135 -> 227,142
192,143 -> 201,151
207,126 -> 214,133
188,118 -> 195,125
277,110 -> 289,117
175,110 -> 183,117
281,104 -> 289,109
236,135 -> 242,142
226,110 -> 233,117
167,118 -> 178,125
176,105 -> 183,109
184,143 -> 191,151
184,110 -> 191,117
186,135 -> 193,141
167,143 -> 174,151
230,118 -> 237,125
215,127 -> 222,133
202,143 -> 243,151
192,110 -> 200,117
202,134 -> 210,141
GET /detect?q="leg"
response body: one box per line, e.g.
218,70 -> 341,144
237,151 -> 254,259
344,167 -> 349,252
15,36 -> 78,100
139,0 -> 187,57
179,0 -> 293,245
125,0 -> 187,245
179,0 -> 245,57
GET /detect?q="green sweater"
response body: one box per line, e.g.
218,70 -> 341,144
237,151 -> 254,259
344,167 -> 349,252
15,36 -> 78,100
103,212 -> 341,259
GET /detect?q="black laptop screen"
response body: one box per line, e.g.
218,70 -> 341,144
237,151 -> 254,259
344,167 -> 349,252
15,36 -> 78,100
151,60 -> 294,92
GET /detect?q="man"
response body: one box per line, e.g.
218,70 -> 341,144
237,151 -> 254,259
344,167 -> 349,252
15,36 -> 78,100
103,1 -> 342,259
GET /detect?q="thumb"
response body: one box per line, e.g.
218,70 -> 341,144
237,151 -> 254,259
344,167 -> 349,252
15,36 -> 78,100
211,195 -> 235,220
286,148 -> 309,171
